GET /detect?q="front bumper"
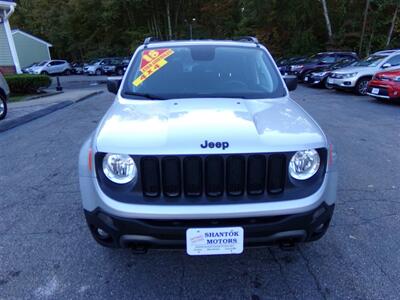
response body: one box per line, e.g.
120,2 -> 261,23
367,81 -> 400,99
327,76 -> 358,89
84,202 -> 335,249
304,74 -> 326,86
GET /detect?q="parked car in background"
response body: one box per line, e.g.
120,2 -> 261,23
31,60 -> 72,75
303,57 -> 358,88
328,50 -> 400,95
22,62 -> 39,74
277,56 -> 308,75
367,69 -> 400,100
101,58 -> 124,75
114,57 -> 130,76
288,52 -> 358,81
0,72 -> 10,120
84,58 -> 114,75
72,63 -> 84,74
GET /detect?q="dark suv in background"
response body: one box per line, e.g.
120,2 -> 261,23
102,57 -> 130,76
114,57 -> 130,76
276,56 -> 308,75
288,52 -> 359,81
303,57 -> 359,88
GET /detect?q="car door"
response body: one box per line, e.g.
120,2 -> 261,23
57,61 -> 66,73
46,61 -> 57,74
56,61 -> 66,73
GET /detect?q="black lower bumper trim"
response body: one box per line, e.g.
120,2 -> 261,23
84,203 -> 334,249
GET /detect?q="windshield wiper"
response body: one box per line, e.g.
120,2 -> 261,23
193,93 -> 251,99
123,91 -> 166,100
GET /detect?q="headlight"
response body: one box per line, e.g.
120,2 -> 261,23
291,65 -> 304,71
102,153 -> 137,184
289,149 -> 320,180
343,72 -> 358,78
313,71 -> 328,77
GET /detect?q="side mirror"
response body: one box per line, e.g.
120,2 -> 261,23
283,75 -> 298,91
382,63 -> 391,69
107,79 -> 121,94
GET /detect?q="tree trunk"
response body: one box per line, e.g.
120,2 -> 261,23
386,3 -> 399,48
359,0 -> 370,55
174,0 -> 183,39
320,0 -> 333,42
367,28 -> 374,57
166,0 -> 172,40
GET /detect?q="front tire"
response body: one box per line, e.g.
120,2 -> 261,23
355,78 -> 370,95
116,68 -> 124,76
301,71 -> 312,83
41,71 -> 49,75
95,69 -> 102,76
324,78 -> 334,89
0,95 -> 7,120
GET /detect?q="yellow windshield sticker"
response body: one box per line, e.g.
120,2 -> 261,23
133,48 -> 174,86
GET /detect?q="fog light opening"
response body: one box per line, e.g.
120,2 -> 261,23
96,227 -> 110,239
315,223 -> 325,232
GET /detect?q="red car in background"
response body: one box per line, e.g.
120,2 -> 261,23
367,69 -> 400,100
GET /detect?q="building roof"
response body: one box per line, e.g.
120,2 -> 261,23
12,29 -> 52,47
0,0 -> 16,8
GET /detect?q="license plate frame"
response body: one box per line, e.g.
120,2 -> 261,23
186,227 -> 244,256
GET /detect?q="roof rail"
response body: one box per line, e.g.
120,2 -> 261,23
143,37 -> 158,48
236,36 -> 259,44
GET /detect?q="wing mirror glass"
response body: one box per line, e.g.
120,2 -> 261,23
382,63 -> 391,69
283,75 -> 298,91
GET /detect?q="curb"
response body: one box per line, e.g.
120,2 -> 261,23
0,90 -> 103,133
24,91 -> 64,101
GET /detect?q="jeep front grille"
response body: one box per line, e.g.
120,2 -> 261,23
95,149 -> 327,205
140,154 -> 286,198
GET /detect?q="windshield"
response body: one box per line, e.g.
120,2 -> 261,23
355,55 -> 387,67
331,59 -> 356,69
306,54 -> 325,63
38,61 -> 48,66
88,59 -> 101,65
122,45 -> 286,99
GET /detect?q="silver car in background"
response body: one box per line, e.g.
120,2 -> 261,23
328,50 -> 400,95
31,60 -> 72,75
79,37 -> 337,255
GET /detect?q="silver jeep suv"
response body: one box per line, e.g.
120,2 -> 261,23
79,37 -> 337,255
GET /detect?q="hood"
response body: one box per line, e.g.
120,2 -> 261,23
332,65 -> 377,74
375,70 -> 400,79
95,97 -> 327,155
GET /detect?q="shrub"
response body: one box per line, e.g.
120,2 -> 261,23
4,74 -> 51,94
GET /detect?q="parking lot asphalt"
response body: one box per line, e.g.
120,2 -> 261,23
0,86 -> 399,299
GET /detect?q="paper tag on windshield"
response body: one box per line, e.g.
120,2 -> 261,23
133,48 -> 174,86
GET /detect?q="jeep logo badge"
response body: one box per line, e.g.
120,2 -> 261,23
200,140 -> 229,150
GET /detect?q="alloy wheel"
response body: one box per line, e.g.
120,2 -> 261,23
358,80 -> 368,95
